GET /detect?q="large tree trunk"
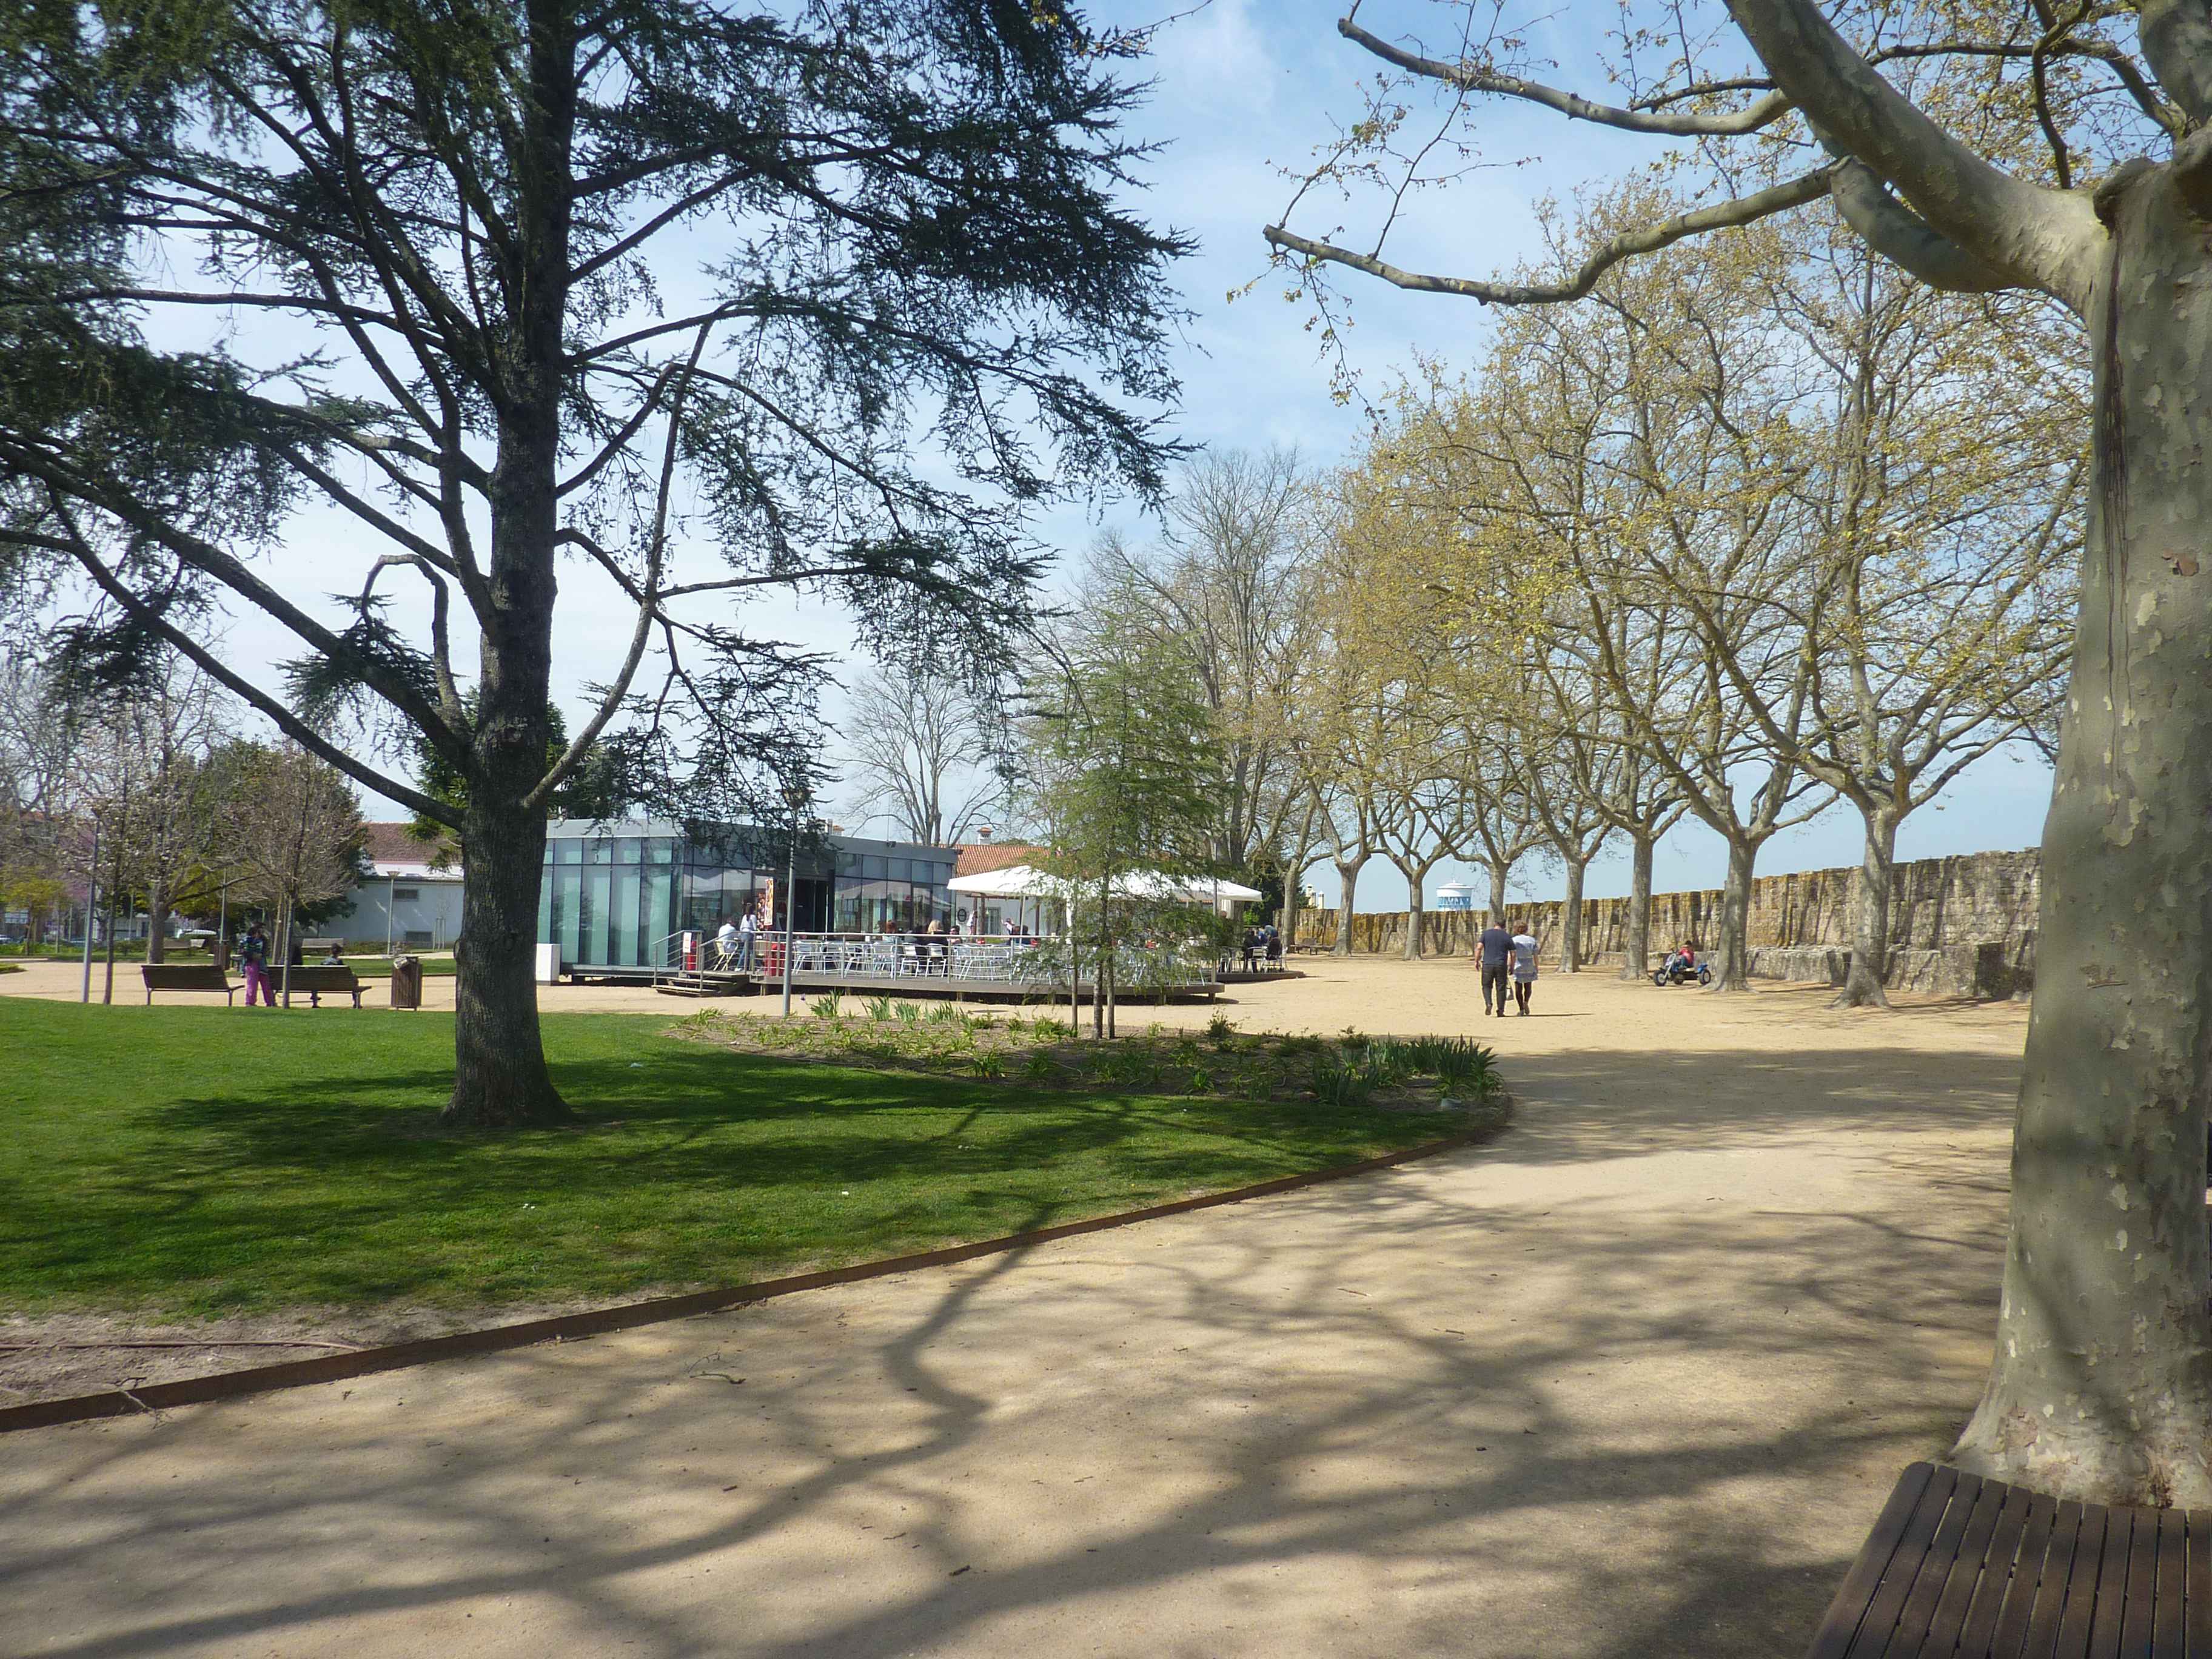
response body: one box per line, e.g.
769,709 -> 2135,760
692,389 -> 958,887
1485,858 -> 1508,926
1333,856 -> 1367,956
1949,179 -> 2212,1507
1706,835 -> 1756,992
1620,833 -> 1654,981
1397,860 -> 1427,960
1832,805 -> 1898,1010
449,792 -> 564,1124
1559,857 -> 1586,972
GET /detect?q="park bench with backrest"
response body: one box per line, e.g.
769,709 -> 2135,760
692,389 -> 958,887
282,964 -> 365,1008
1806,1460 -> 2211,1656
140,964 -> 236,1005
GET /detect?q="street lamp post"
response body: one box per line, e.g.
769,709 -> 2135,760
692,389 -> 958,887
781,782 -> 807,1018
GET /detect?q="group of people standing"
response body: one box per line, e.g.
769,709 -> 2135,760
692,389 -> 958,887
1475,919 -> 1542,1017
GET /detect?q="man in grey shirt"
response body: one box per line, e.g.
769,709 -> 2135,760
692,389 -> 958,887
1477,920 -> 1513,1018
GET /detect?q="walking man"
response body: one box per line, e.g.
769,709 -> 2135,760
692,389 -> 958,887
1477,916 -> 1513,1018
238,922 -> 273,1008
1510,928 -> 1540,1016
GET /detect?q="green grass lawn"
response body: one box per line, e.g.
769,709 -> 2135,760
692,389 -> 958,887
0,999 -> 1480,1320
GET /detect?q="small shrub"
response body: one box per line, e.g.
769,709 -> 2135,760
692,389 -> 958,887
1338,1025 -> 1370,1051
864,995 -> 897,1022
1029,1016 -> 1069,1040
896,1002 -> 922,1026
1362,1038 -> 1414,1087
1309,1053 -> 1375,1109
811,991 -> 845,1020
1186,1067 -> 1215,1094
1022,1051 -> 1055,1081
971,1051 -> 1008,1079
1205,1013 -> 1237,1047
926,1001 -> 966,1026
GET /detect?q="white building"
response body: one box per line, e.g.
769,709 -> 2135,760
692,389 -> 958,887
333,823 -> 465,953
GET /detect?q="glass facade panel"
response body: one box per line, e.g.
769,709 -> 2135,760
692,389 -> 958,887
642,864 -> 674,964
585,866 -> 612,963
610,860 -> 638,967
555,839 -> 581,865
556,866 -> 581,962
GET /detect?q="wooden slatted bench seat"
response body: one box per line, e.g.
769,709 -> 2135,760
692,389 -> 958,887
283,965 -> 364,1008
1808,1460 -> 2212,1656
140,964 -> 236,1005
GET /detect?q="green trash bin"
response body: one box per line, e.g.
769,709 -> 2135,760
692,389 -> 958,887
389,954 -> 423,1010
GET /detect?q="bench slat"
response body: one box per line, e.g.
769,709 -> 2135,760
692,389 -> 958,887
2149,1509 -> 2184,1657
2117,1505 -> 2160,1658
1891,1469 -> 1986,1659
2047,1503 -> 2104,1657
2185,1511 -> 2212,1656
1848,1464 -> 1962,1658
1956,1485 -> 2039,1654
2082,1504 -> 2131,1657
1991,1494 -> 2070,1657
1809,1464 -> 1942,1659
1920,1477 -> 2014,1656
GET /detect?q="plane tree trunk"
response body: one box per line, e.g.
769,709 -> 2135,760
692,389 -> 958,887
1620,833 -> 1655,981
1949,169 -> 2212,1507
1333,854 -> 1368,956
1707,835 -> 1757,992
1558,857 -> 1587,972
1832,805 -> 1900,1009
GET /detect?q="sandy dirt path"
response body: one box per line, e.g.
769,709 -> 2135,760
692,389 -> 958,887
0,964 -> 2028,1657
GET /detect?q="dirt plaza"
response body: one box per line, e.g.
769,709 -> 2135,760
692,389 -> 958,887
0,957 -> 2030,1657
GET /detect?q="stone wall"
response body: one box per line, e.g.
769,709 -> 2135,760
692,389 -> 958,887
1290,847 -> 2040,997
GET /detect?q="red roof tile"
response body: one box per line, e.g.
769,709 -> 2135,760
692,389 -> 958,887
954,841 -> 1046,879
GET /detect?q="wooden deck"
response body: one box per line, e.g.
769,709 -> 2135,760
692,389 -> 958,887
1807,1460 -> 2212,1656
644,968 -> 1222,1002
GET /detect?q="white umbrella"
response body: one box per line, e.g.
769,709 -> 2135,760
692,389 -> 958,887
947,863 -> 1061,899
949,865 -> 1260,908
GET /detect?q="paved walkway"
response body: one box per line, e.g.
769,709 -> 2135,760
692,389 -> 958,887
0,971 -> 2028,1657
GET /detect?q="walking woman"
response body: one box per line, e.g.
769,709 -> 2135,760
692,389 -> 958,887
1510,928 -> 1540,1016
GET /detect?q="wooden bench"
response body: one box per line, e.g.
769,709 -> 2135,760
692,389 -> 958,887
141,964 -> 236,1005
1808,1460 -> 2212,1656
283,965 -> 364,1008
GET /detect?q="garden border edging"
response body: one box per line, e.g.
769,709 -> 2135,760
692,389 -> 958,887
0,1113 -> 1506,1435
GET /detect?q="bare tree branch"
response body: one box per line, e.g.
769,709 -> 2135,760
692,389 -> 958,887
1267,169 -> 1834,306
1338,16 -> 1794,135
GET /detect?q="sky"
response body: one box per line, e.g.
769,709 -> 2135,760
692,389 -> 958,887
88,0 -> 2060,912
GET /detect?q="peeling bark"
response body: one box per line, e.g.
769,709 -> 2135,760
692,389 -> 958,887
1707,836 -> 1757,992
1333,854 -> 1367,956
1832,808 -> 1899,1009
1559,858 -> 1587,971
1949,168 -> 2212,1507
1620,833 -> 1655,981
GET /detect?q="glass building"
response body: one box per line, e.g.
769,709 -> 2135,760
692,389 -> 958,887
538,818 -> 957,975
